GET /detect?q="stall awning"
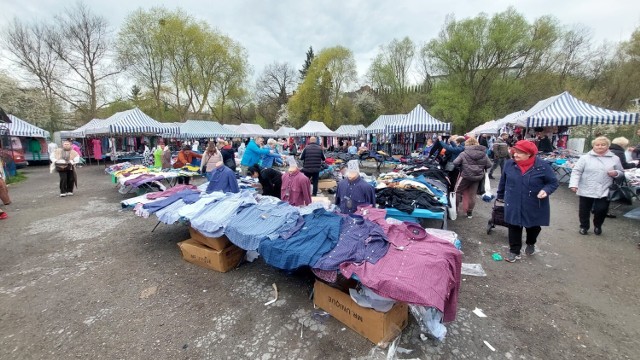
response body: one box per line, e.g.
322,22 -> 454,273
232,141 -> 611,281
6,114 -> 50,138
84,108 -> 179,136
513,91 -> 639,127
60,118 -> 105,139
231,123 -> 272,137
290,121 -> 337,137
386,105 -> 451,134
273,126 -> 297,137
361,114 -> 404,135
468,110 -> 525,135
334,124 -> 365,137
177,120 -> 239,139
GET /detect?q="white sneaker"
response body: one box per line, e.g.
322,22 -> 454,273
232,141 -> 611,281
67,192 -> 74,196
60,193 -> 67,197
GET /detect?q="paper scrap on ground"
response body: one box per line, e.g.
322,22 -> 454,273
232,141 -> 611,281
139,286 -> 158,299
461,263 -> 487,277
473,308 -> 487,318
483,340 -> 496,351
264,283 -> 278,306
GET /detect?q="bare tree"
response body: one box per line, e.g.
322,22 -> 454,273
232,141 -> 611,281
3,1 -> 118,122
255,62 -> 297,107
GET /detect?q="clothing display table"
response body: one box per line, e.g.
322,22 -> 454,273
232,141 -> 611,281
385,207 -> 447,229
551,163 -> 572,183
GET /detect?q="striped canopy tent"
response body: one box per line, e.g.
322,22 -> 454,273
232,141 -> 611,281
361,114 -> 405,135
231,123 -> 272,137
386,105 -> 451,134
512,91 -> 639,127
467,110 -> 525,135
84,108 -> 179,136
60,118 -> 105,139
273,126 -> 296,137
334,124 -> 365,137
6,114 -> 50,138
290,121 -> 337,137
177,120 -> 239,139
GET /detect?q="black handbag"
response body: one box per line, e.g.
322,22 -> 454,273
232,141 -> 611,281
55,163 -> 73,172
608,179 -> 635,205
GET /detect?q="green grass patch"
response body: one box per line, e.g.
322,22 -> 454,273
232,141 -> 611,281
6,171 -> 27,185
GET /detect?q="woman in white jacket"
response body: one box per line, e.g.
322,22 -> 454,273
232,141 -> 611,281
51,140 -> 81,197
569,136 -> 624,235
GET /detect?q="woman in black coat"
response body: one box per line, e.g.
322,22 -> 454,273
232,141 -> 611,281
610,137 -> 638,169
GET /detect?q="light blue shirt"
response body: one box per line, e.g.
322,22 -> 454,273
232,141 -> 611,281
225,201 -> 300,251
190,191 -> 257,237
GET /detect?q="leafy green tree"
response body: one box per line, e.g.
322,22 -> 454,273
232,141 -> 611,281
367,37 -> 415,112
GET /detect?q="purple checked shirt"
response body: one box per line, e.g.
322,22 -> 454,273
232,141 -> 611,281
340,222 -> 462,322
313,214 -> 388,271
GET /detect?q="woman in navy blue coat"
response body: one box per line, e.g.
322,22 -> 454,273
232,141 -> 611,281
497,141 -> 559,263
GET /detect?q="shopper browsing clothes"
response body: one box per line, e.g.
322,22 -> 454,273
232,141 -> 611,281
173,145 -> 202,185
452,137 -> 492,218
497,140 -> 559,263
568,136 -> 624,236
247,164 -> 282,198
300,136 -> 325,196
51,140 -> 80,197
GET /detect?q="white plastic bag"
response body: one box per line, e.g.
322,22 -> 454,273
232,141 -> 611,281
481,172 -> 494,202
448,192 -> 457,220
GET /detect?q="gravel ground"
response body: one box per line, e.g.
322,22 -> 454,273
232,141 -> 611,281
0,164 -> 639,360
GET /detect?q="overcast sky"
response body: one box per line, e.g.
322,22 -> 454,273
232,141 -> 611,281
2,0 -> 639,88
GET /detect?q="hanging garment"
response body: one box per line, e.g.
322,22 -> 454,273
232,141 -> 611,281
92,139 -> 102,160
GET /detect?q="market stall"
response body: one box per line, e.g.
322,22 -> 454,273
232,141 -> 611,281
385,105 -> 451,155
4,114 -> 50,162
230,123 -> 272,138
360,114 -> 404,152
333,124 -> 365,151
290,120 -> 337,148
273,126 -> 296,138
177,120 -> 239,140
467,110 -> 525,136
84,108 -> 179,164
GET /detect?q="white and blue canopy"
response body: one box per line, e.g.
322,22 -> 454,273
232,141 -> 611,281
361,114 -> 404,135
386,105 -> 451,134
84,108 -> 179,136
512,91 -> 639,127
468,110 -> 525,135
273,126 -> 297,137
6,114 -> 50,138
177,120 -> 239,139
60,118 -> 105,139
290,120 -> 337,137
232,123 -> 272,137
334,124 -> 365,137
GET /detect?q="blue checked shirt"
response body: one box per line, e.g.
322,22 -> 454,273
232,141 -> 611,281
190,191 -> 257,237
258,208 -> 342,270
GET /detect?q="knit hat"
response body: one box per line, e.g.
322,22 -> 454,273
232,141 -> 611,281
513,140 -> 538,155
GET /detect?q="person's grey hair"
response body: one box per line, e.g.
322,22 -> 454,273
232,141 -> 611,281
267,138 -> 277,145
611,137 -> 629,148
591,136 -> 610,147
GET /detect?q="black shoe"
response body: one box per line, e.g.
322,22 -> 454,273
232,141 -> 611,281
605,213 -> 616,218
594,227 -> 602,235
525,244 -> 535,256
579,228 -> 588,235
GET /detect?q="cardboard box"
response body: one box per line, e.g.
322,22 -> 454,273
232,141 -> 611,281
188,226 -> 230,251
318,179 -> 337,190
313,280 -> 408,344
178,239 -> 244,273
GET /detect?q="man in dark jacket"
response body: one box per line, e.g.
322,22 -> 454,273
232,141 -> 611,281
248,165 -> 282,198
300,136 -> 325,196
489,133 -> 511,179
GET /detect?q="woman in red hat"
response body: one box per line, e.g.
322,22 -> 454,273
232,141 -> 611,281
497,140 -> 559,263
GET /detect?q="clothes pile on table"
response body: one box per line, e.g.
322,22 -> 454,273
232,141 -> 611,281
106,162 -> 198,194
375,166 -> 449,214
122,189 -> 462,340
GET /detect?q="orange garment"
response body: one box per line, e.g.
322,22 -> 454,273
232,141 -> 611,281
174,151 -> 202,168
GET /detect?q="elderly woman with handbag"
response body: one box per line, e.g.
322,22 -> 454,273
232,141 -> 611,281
569,136 -> 624,236
50,140 -> 80,197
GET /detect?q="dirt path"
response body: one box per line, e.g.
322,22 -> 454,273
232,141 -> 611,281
0,164 -> 638,359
